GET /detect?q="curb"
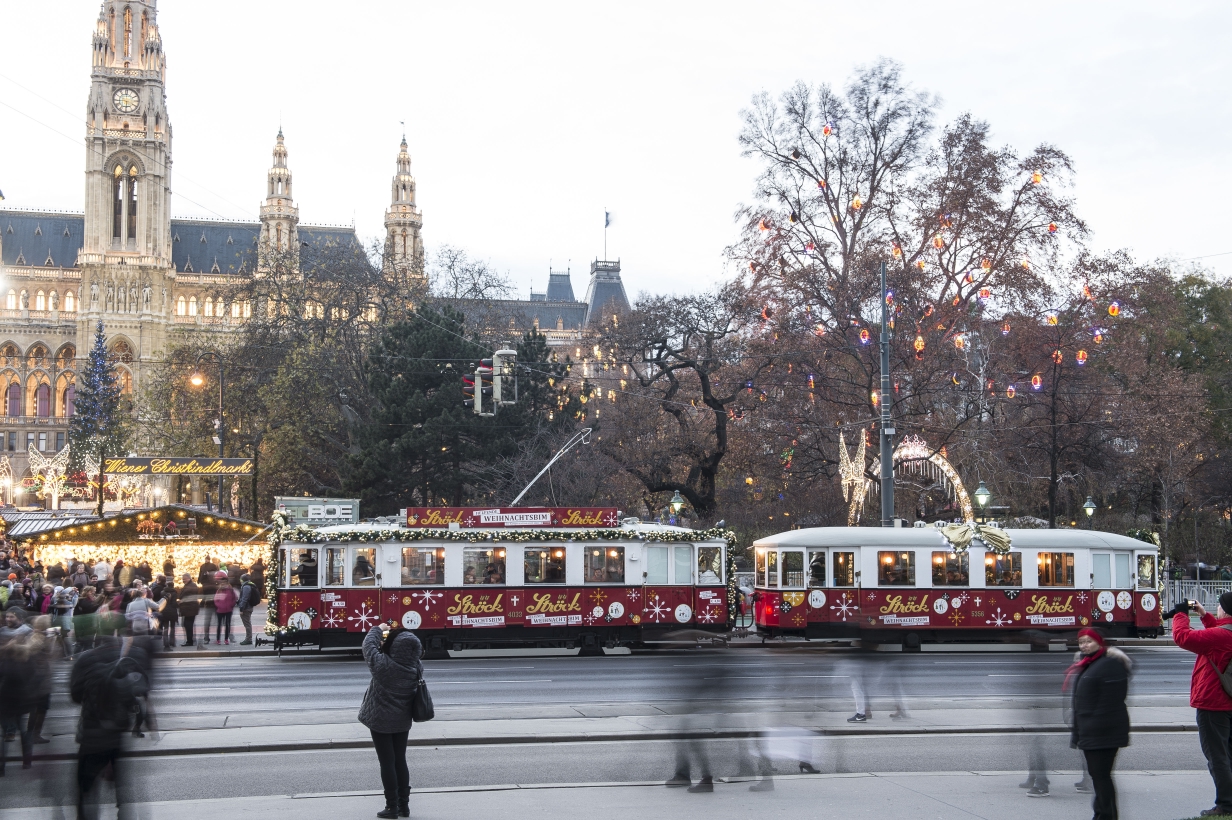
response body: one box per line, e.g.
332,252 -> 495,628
8,722 -> 1196,762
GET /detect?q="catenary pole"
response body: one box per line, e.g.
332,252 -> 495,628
880,261 -> 895,527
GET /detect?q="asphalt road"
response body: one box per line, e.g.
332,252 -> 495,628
39,645 -> 1195,735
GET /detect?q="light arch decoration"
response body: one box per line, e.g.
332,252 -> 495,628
846,434 -> 975,525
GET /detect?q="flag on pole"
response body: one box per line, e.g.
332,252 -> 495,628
604,210 -> 612,228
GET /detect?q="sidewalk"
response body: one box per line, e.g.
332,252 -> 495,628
0,770 -> 1220,820
19,702 -> 1201,761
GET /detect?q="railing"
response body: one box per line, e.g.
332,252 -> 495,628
0,416 -> 71,426
1164,580 -> 1232,611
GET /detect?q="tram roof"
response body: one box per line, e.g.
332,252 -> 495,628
753,526 -> 1152,551
307,521 -> 717,540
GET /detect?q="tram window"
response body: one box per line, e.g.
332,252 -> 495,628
1115,553 -> 1131,588
288,549 -> 318,587
782,551 -> 805,588
765,550 -> 779,588
985,552 -> 1023,586
698,547 -> 723,584
1092,553 -> 1111,588
324,547 -> 345,586
1037,552 -> 1075,587
402,548 -> 444,585
833,552 -> 855,587
647,547 -> 669,584
525,547 -> 566,584
878,551 -> 915,586
755,550 -> 767,588
932,551 -> 969,586
463,547 -> 505,584
1137,554 -> 1157,589
808,551 -> 826,587
674,546 -> 693,584
352,548 -> 377,586
586,546 -> 624,583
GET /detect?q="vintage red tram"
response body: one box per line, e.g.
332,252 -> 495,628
751,526 -> 1162,643
268,507 -> 732,653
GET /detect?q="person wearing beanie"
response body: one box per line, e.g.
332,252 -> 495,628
1172,591 -> 1232,816
1068,627 -> 1131,820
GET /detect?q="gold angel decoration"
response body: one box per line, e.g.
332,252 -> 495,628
838,431 -> 868,526
27,444 -> 71,510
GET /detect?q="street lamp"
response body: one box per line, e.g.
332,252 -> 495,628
669,490 -> 685,515
974,481 -> 991,523
1083,496 -> 1096,528
189,350 -> 226,512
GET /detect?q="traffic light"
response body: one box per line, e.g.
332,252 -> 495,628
464,349 -> 517,416
462,374 -> 477,411
492,348 -> 518,407
475,360 -> 494,417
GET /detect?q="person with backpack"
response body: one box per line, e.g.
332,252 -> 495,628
70,635 -> 152,817
178,575 -> 200,647
237,574 -> 258,645
197,557 -> 219,643
157,584 -> 178,650
1172,592 -> 1232,816
213,571 -> 237,645
359,624 -> 423,818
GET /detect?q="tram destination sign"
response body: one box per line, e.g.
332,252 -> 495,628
405,507 -> 620,529
104,457 -> 254,476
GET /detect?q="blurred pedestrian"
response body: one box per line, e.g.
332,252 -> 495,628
359,623 -> 423,818
666,651 -> 725,792
158,583 -> 178,650
73,586 -> 100,653
1069,627 -> 1131,820
91,559 -> 111,585
179,574 -> 200,647
237,573 -> 258,645
125,588 -> 158,635
34,583 -> 54,614
69,563 -> 90,589
213,570 -> 237,645
250,555 -> 266,600
135,561 -> 152,585
198,556 -> 219,643
0,608 -> 31,643
0,621 -> 38,772
1171,593 -> 1232,816
25,615 -> 52,745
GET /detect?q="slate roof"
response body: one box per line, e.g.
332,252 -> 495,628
583,260 -> 630,325
171,218 -> 259,274
545,271 -> 576,302
0,211 -> 86,268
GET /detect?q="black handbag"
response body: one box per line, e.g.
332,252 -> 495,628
410,677 -> 435,723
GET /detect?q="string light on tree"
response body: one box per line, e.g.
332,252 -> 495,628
1108,301 -> 1121,317
1031,374 -> 1043,390
1076,350 -> 1088,365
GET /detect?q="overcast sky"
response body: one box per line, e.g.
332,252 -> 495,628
1,1 -> 1228,299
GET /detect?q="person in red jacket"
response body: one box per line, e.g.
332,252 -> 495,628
1172,590 -> 1232,817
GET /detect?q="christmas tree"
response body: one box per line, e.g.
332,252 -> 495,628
68,321 -> 128,516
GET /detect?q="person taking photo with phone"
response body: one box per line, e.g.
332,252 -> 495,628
1171,592 -> 1232,817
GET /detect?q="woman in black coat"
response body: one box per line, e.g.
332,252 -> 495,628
1069,627 -> 1132,820
359,625 -> 422,819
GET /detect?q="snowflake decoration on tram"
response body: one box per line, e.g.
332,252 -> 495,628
349,601 -> 379,631
697,608 -> 718,624
626,588 -> 640,602
986,608 -> 1011,627
646,599 -> 671,622
305,607 -> 318,619
1076,591 -> 1089,604
830,592 -> 858,621
388,594 -> 399,605
412,590 -> 443,610
321,609 -> 345,628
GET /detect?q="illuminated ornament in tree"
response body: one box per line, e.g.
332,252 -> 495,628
1049,222 -> 1058,235
933,234 -> 944,249
814,323 -> 826,337
913,334 -> 925,359
963,270 -> 976,285
805,241 -> 815,254
759,219 -> 770,232
1046,311 -> 1058,326
1001,320 -> 1011,336
817,178 -> 827,189
954,334 -> 966,350
1006,385 -> 1017,398
748,261 -> 758,272
915,259 -> 926,271
822,122 -> 834,137
952,296 -> 962,306
986,378 -> 995,392
892,244 -> 902,259
859,328 -> 871,345
924,305 -> 934,317
981,258 -> 992,272
978,286 -> 992,300
1083,283 -> 1093,299
871,390 -> 879,407
851,196 -> 863,211
761,305 -> 774,320
951,373 -> 961,386
789,211 -> 799,224
1092,328 -> 1104,344
936,322 -> 946,331
885,290 -> 894,305
1052,349 -> 1063,364
1032,170 -> 1043,184
1076,349 -> 1088,365
807,374 -> 815,390
1021,257 -> 1032,270
1031,374 -> 1043,390
1108,301 -> 1120,317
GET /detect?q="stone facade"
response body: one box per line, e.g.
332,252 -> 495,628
0,0 -> 422,497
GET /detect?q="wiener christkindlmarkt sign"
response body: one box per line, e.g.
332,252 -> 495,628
104,457 -> 254,475
404,507 -> 621,529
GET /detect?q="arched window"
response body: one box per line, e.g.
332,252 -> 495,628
204,297 -> 214,317
242,300 -> 251,318
56,345 -> 75,369
5,290 -> 15,310
35,383 -> 50,418
276,223 -> 283,248
64,291 -> 75,312
27,346 -> 46,368
176,295 -> 186,316
113,165 -> 123,240
401,229 -> 408,258
64,383 -> 75,417
123,7 -> 132,59
119,368 -> 132,394
217,300 -> 226,319
6,383 -> 19,418
231,302 -> 241,319
189,296 -> 198,316
35,291 -> 45,311
127,166 -> 138,241
111,341 -> 133,364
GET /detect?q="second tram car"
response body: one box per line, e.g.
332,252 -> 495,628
751,526 -> 1161,642
271,507 -> 730,652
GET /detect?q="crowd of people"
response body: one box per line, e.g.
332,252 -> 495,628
0,547 -> 266,652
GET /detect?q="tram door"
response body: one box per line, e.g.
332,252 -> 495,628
1092,550 -> 1133,625
1134,549 -> 1161,629
643,544 -> 696,625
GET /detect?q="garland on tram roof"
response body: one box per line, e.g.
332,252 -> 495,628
263,512 -> 740,635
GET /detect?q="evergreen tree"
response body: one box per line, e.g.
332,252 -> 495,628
69,321 -> 128,516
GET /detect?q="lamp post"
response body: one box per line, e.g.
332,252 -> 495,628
189,350 -> 226,512
974,481 -> 991,524
878,261 -> 895,527
1083,496 -> 1096,529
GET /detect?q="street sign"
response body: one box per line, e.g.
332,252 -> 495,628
275,497 -> 360,526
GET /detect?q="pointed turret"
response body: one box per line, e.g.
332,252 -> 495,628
258,129 -> 299,265
384,135 -> 424,277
